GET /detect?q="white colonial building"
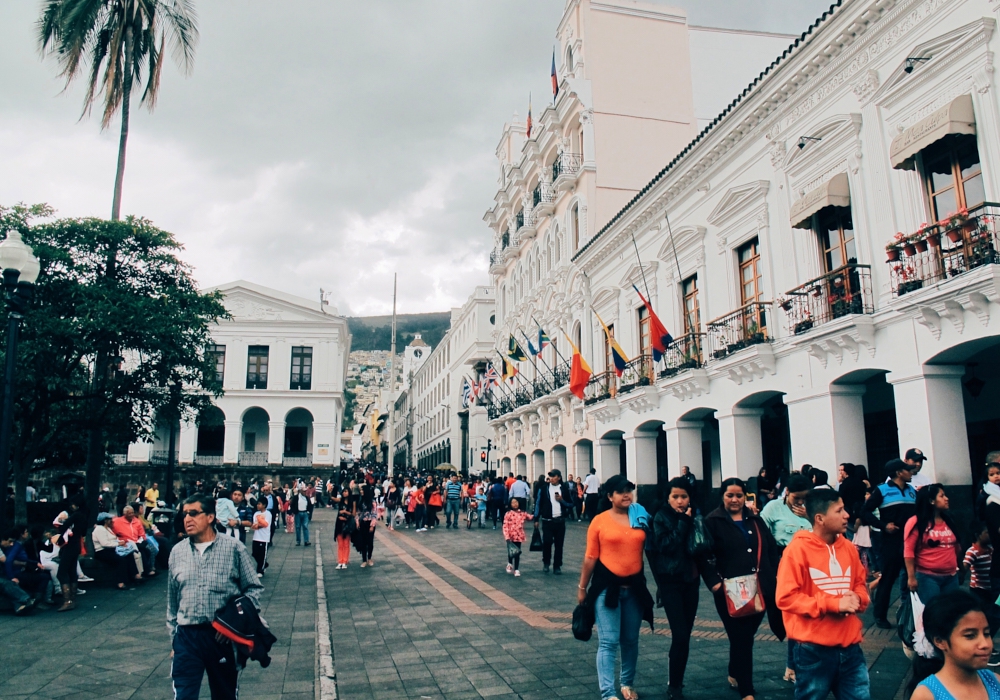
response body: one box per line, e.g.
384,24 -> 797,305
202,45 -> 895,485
487,0 -> 1000,500
127,281 -> 351,471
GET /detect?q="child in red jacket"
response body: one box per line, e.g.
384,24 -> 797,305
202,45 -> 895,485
502,497 -> 533,577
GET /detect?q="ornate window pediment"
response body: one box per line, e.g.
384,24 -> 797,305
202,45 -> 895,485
707,181 -> 770,229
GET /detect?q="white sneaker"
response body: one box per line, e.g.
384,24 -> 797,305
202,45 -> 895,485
78,575 -> 95,583
506,564 -> 513,574
514,570 -> 521,577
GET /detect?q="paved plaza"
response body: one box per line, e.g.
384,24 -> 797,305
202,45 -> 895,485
2,509 -> 911,700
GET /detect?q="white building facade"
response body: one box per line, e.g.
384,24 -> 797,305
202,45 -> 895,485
488,0 -> 1000,501
128,281 -> 351,471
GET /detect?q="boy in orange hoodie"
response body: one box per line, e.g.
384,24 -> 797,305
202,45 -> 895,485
776,489 -> 871,700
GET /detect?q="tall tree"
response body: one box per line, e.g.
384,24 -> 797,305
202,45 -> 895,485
0,204 -> 226,524
37,0 -> 198,221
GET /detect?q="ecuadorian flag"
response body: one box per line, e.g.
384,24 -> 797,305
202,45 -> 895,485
595,311 -> 629,377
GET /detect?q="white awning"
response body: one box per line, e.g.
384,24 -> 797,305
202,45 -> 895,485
890,94 -> 976,171
789,172 -> 851,229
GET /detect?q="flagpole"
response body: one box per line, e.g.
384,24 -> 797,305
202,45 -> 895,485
387,273 -> 397,476
532,315 -> 569,365
496,349 -> 531,391
664,211 -> 700,356
630,233 -> 654,303
519,328 -> 554,374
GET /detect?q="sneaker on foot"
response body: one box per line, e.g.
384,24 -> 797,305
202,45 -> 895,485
543,565 -> 550,574
506,564 -> 513,573
514,570 -> 521,577
553,567 -> 562,575
78,575 -> 95,583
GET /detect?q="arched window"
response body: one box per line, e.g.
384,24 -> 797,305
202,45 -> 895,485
571,204 -> 580,250
572,320 -> 582,350
566,46 -> 574,75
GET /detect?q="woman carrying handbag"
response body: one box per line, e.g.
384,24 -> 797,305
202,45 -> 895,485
333,487 -> 356,569
649,477 -> 710,700
702,477 -> 782,700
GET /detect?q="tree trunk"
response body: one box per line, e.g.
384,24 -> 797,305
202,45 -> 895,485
111,26 -> 134,222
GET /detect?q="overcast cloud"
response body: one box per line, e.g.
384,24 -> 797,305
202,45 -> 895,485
0,1 -> 833,316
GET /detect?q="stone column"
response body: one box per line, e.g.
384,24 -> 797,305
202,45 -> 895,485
666,420 -> 705,480
552,447 -> 567,475
595,437 -> 622,481
312,421 -> 337,466
787,386 -> 868,471
717,408 -> 764,480
268,421 -> 286,466
178,418 -> 197,465
574,441 -> 593,475
625,430 -> 659,486
889,366 -> 971,485
223,420 -> 241,465
532,451 -> 546,480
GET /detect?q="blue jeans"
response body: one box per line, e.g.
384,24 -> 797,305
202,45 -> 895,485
594,587 -> 642,700
445,499 -> 461,527
295,511 -> 311,544
171,625 -> 238,700
0,576 -> 30,607
915,572 -> 959,604
793,642 -> 870,700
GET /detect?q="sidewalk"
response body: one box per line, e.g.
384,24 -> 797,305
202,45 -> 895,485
0,523 -> 317,700
321,513 -> 910,700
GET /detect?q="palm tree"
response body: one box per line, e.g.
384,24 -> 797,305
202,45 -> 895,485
38,1 -> 198,220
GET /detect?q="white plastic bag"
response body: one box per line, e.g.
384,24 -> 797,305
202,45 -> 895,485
910,592 -> 936,659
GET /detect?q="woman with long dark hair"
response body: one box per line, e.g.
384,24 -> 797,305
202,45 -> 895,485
702,477 -> 781,700
356,485 -> 378,567
649,477 -> 702,699
333,487 -> 356,569
904,483 -> 962,604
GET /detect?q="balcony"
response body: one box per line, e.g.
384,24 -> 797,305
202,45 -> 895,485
657,333 -> 706,379
552,153 -> 582,192
193,452 -> 224,466
584,369 -> 616,406
707,302 -> 773,360
150,450 -> 170,466
887,203 -> 1000,297
484,360 -> 572,421
779,263 -> 874,335
618,355 -> 655,394
515,210 -> 537,241
239,451 -> 269,467
533,182 -> 556,217
282,453 -> 313,468
489,249 -> 504,273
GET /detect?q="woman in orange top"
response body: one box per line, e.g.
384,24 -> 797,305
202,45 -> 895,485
577,475 -> 654,700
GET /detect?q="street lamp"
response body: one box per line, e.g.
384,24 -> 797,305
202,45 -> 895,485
0,230 -> 39,529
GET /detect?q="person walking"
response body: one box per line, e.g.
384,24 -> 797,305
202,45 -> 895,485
356,486 -> 378,568
144,483 -> 160,517
444,474 -> 463,529
583,468 -> 601,521
761,472 -> 813,685
250,498 -> 272,577
116,483 -> 129,516
502,497 -> 533,577
534,469 -> 573,574
290,485 -> 313,546
55,494 -> 87,612
649,477 -> 702,699
702,478 -> 781,700
334,487 -> 356,569
776,489 -> 871,700
509,476 -> 531,516
488,477 -> 507,529
577,475 -> 654,700
862,459 -> 917,628
904,483 -> 961,603
167,493 -> 263,700
385,480 -> 401,530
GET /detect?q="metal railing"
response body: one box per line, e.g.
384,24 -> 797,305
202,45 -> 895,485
584,369 -> 616,405
483,359 -> 573,420
533,182 -> 555,207
282,454 -> 313,467
887,203 -> 1000,296
779,263 -> 874,335
552,153 -> 582,183
489,249 -> 503,268
501,232 -> 510,249
515,210 -> 524,230
657,333 -> 705,379
618,355 -> 655,394
193,452 -> 224,466
110,454 -> 128,465
150,450 -> 170,466
239,451 -> 269,466
707,302 -> 772,361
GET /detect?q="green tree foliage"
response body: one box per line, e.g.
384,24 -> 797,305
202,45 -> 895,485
0,204 -> 226,522
38,0 -> 198,220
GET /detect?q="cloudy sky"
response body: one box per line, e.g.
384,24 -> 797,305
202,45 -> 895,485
0,0 -> 833,316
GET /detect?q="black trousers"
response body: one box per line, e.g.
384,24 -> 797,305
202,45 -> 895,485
488,501 -> 505,526
359,525 -> 375,561
712,591 -> 764,698
541,518 -> 566,568
171,625 -> 238,700
873,538 -> 905,622
56,539 -> 80,585
507,541 -> 522,570
251,541 -> 268,574
584,494 -> 599,519
95,548 -> 139,585
661,580 -> 700,689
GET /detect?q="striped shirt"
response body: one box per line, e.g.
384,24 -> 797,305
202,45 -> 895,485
965,543 -> 993,590
445,482 -> 464,500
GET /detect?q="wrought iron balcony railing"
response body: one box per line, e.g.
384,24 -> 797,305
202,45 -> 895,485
551,153 -> 582,183
150,450 -> 170,466
239,451 -> 269,467
489,249 -> 503,269
194,452 -> 224,466
657,333 -> 706,379
886,203 -> 1000,296
282,453 -> 313,467
779,263 -> 874,335
533,182 -> 555,208
501,232 -> 510,249
707,302 -> 772,361
618,355 -> 655,394
515,210 -> 524,230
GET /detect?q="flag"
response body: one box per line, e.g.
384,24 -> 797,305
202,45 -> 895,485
551,50 -> 559,102
595,311 -> 629,377
484,363 -> 501,387
537,327 -> 551,353
526,94 -> 532,138
527,336 -> 539,356
508,335 -> 527,362
564,333 -> 591,400
469,376 -> 480,403
633,285 -> 674,362
502,357 -> 519,383
461,377 -> 472,408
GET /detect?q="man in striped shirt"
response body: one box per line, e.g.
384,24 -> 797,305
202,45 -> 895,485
444,474 -> 464,529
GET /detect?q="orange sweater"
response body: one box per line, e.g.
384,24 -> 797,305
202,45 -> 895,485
585,510 -> 646,577
776,530 -> 869,647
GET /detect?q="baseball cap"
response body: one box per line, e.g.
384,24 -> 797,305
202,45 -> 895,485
904,448 -> 926,462
96,512 -> 114,523
885,458 -> 912,475
547,469 -> 562,479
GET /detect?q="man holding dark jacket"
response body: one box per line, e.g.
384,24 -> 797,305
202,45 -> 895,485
288,484 -> 313,546
534,469 -> 574,574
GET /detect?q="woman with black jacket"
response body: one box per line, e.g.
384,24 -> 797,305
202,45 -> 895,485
701,477 -> 782,700
649,477 -> 702,700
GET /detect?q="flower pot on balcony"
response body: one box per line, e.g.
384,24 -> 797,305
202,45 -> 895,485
779,300 -> 793,311
903,243 -> 917,256
897,280 -> 924,296
964,221 -> 978,234
810,287 -> 822,297
712,348 -> 729,360
914,240 -> 928,253
886,248 -> 900,262
946,228 -> 963,243
794,319 -> 814,335
927,233 -> 941,248
748,332 -> 766,345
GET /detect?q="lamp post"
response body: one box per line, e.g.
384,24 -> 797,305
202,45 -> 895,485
0,230 -> 39,530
